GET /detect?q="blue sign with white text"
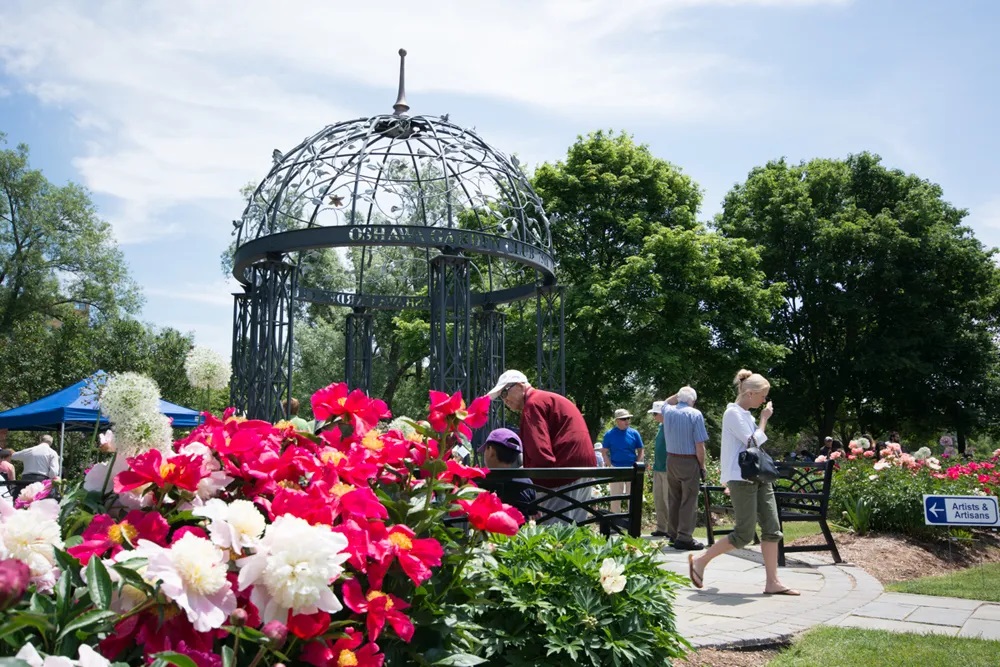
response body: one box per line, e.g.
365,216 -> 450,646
923,495 -> 1000,527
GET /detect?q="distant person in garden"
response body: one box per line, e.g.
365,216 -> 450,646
0,449 -> 15,481
601,408 -> 644,513
660,386 -> 709,550
284,397 -> 311,432
593,441 -> 606,468
688,369 -> 799,596
487,369 -> 596,524
648,400 -> 672,538
818,437 -> 833,458
477,427 -> 537,516
12,434 -> 60,482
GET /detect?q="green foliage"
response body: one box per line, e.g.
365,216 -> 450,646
462,523 -> 690,666
715,152 -> 1000,442
530,130 -> 782,435
831,461 -> 977,538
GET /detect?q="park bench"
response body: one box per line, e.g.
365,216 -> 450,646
0,479 -> 32,500
456,463 -> 647,537
700,460 -> 842,566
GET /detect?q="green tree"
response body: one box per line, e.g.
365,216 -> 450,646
715,153 -> 1000,446
0,134 -> 140,332
531,131 -> 782,435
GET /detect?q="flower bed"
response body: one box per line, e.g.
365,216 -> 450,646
830,440 -> 1000,538
0,381 -> 688,666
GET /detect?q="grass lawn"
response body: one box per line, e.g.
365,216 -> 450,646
769,627 -> 1000,667
886,562 -> 1000,602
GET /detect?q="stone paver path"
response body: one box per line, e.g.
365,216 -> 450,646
656,545 -> 1000,647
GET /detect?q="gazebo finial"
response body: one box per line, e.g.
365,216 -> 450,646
393,48 -> 409,116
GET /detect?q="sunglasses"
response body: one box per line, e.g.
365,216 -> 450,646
617,417 -> 631,421
500,383 -> 517,399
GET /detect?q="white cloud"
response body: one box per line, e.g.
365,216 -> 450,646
145,279 -> 242,308
0,0 -> 846,244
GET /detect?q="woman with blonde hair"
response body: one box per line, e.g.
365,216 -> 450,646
688,369 -> 799,596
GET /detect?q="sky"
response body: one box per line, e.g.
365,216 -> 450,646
1,0 -> 998,357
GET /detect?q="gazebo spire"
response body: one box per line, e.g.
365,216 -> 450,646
393,48 -> 409,116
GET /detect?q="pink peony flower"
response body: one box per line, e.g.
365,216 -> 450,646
0,558 -> 31,611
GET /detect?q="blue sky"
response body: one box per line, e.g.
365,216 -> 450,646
1,0 -> 998,356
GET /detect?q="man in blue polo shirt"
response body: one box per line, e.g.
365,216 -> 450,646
661,386 -> 709,550
600,408 -> 644,513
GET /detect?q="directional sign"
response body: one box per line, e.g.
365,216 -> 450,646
923,495 -> 1000,527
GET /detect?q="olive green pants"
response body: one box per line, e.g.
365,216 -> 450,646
725,480 -> 783,549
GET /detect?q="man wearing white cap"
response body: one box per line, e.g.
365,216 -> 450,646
601,408 -> 644,513
487,369 -> 596,523
661,386 -> 709,550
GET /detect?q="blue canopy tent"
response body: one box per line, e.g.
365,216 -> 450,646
0,371 -> 202,473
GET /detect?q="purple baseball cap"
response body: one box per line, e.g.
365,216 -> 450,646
477,427 -> 522,452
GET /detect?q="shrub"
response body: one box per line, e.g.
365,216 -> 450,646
463,522 -> 690,666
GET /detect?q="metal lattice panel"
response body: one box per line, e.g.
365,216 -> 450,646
243,260 -> 296,422
230,292 -> 251,410
536,283 -> 565,394
472,306 -> 506,450
429,254 -> 471,397
345,309 -> 374,393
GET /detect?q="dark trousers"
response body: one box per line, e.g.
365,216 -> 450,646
666,456 -> 701,543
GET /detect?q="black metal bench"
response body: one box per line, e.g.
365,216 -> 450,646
0,479 -> 32,499
700,460 -> 841,566
458,463 -> 647,537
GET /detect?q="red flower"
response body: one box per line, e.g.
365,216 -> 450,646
301,627 -> 384,667
458,492 -> 524,536
287,610 -> 330,640
114,449 -> 203,493
67,511 -> 169,564
342,579 -> 414,643
438,459 -> 488,484
378,524 -> 443,587
427,391 -> 491,440
312,382 -> 390,435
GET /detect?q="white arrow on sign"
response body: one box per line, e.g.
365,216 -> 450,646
928,503 -> 942,517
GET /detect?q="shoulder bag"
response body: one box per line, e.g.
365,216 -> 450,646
738,433 -> 779,483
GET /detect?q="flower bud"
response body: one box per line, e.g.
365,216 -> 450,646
262,620 -> 288,647
0,558 -> 31,612
229,608 -> 248,627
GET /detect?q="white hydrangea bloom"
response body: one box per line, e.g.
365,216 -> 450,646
185,346 -> 231,391
236,514 -> 350,623
599,557 -> 627,594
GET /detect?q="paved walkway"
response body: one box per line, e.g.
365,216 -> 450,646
656,546 -> 1000,648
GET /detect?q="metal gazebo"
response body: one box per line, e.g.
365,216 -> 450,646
229,50 -> 564,427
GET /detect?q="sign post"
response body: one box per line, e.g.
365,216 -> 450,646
923,495 -> 1000,527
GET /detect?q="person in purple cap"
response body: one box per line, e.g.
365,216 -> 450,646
478,428 -> 537,516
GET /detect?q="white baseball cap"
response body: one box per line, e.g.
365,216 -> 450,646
487,369 -> 529,399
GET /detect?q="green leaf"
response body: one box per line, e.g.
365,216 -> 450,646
431,654 -> 488,666
149,652 -> 200,667
85,556 -> 113,609
221,646 -> 235,667
0,659 -> 33,667
0,612 -> 54,640
55,609 -> 118,641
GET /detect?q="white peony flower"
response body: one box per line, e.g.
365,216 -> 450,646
185,346 -> 231,391
926,457 -> 941,471
83,455 -> 130,495
194,498 -> 266,553
0,498 -> 64,593
132,532 -> 236,632
237,514 -> 350,623
16,642 -> 111,667
599,557 -> 627,594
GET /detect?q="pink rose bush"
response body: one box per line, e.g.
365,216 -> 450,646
0,383 -> 523,665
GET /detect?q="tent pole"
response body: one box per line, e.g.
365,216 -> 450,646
59,422 -> 65,479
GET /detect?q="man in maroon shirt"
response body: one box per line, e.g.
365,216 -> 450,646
487,370 -> 596,523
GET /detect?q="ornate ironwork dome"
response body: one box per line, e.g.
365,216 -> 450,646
230,50 -> 564,423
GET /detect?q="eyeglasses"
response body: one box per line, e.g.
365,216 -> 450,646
499,383 -> 517,400
617,417 -> 631,422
